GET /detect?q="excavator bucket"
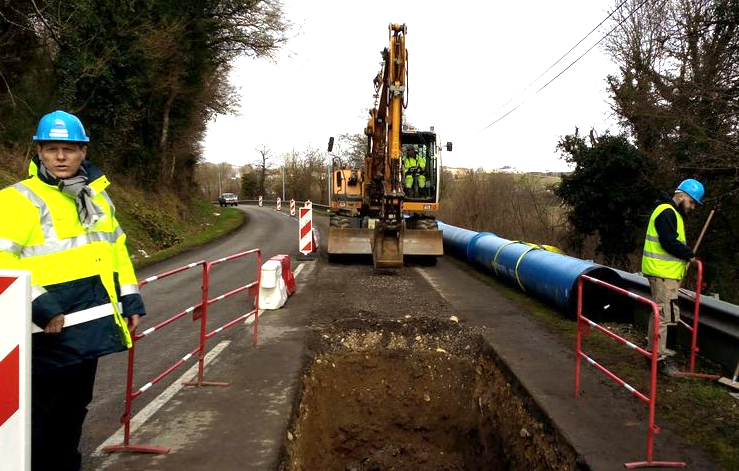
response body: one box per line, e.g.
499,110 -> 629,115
327,228 -> 372,255
403,228 -> 444,256
371,227 -> 404,268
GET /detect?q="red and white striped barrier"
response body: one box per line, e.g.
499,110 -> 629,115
276,197 -> 281,212
290,199 -> 296,216
575,274 -> 686,468
0,271 -> 31,471
258,195 -> 263,207
304,199 -> 312,209
104,250 -> 261,455
299,205 -> 313,255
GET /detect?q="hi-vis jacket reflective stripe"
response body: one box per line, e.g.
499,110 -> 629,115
0,158 -> 145,369
641,203 -> 688,280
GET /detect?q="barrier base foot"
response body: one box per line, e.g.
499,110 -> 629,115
102,444 -> 170,455
183,380 -> 230,387
675,371 -> 721,380
624,460 -> 686,468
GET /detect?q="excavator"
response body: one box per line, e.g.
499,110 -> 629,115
327,23 -> 452,268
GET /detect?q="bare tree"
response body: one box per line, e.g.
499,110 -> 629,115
255,144 -> 272,196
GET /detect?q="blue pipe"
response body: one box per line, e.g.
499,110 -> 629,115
439,221 -> 622,316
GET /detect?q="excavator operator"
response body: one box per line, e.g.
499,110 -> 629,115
403,147 -> 427,198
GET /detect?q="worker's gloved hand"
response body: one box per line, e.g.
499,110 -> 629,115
689,257 -> 696,264
44,314 -> 65,334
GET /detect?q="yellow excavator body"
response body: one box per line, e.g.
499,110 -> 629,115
327,23 -> 449,268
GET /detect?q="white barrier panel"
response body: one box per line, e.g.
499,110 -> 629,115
0,271 -> 31,471
258,260 -> 288,310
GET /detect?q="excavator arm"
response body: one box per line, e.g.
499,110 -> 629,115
367,23 -> 407,268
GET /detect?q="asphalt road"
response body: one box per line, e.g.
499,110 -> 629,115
77,206 -> 716,470
82,205 -> 300,470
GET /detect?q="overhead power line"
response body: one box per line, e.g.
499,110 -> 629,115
478,0 -> 650,134
480,0 -> 631,124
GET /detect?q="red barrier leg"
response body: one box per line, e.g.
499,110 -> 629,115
676,260 -> 720,380
575,277 -> 584,399
102,342 -> 170,454
184,263 -> 229,388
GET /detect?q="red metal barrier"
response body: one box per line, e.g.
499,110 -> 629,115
675,259 -> 720,379
575,275 -> 686,469
103,260 -> 207,455
185,248 -> 261,387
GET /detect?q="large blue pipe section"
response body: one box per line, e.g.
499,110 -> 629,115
439,221 -> 622,316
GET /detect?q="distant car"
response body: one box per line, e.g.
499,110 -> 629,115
218,193 -> 239,207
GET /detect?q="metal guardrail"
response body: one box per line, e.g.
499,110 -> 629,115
214,199 -> 331,211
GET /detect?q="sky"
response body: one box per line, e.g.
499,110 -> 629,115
203,0 -> 622,172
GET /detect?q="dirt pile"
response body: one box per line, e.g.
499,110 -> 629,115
280,318 -> 586,471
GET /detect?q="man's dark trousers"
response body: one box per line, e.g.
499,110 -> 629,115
32,359 -> 98,471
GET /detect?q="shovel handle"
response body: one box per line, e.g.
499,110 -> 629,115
692,209 -> 715,255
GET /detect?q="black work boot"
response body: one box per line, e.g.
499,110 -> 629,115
657,359 -> 680,377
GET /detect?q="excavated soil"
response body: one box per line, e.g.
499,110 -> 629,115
279,318 -> 587,471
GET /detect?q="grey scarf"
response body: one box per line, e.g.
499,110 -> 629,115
38,162 -> 105,229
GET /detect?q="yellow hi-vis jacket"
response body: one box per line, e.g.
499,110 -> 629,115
0,158 -> 144,368
641,203 -> 688,280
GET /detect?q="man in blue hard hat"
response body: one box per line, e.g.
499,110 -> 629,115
0,110 -> 145,470
641,178 -> 704,376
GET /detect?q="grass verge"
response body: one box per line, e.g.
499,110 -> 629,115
132,205 -> 245,269
445,255 -> 739,470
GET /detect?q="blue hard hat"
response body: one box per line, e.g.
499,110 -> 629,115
676,178 -> 704,205
33,110 -> 90,143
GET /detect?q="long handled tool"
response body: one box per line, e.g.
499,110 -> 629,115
680,209 -> 715,288
692,209 -> 714,255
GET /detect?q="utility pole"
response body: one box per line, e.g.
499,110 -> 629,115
282,166 -> 285,201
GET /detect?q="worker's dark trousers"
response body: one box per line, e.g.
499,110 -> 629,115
32,359 -> 98,471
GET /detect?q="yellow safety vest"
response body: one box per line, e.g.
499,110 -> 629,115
403,155 -> 417,171
0,162 -> 136,362
641,203 -> 688,280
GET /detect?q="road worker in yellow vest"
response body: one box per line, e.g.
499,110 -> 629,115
403,146 -> 427,198
0,110 -> 145,471
641,178 -> 703,376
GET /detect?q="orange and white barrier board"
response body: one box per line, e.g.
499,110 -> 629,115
290,199 -> 296,216
299,205 -> 313,255
276,197 -> 282,211
0,271 -> 31,471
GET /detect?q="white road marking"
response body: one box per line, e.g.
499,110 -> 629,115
414,267 -> 449,301
293,263 -> 305,278
93,340 -> 231,458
